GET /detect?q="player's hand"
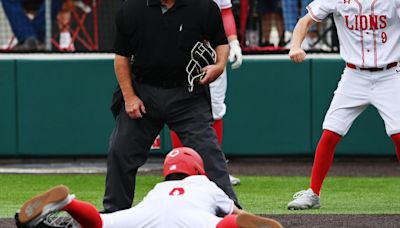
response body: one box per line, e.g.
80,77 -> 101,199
124,95 -> 146,119
229,40 -> 242,70
289,48 -> 306,63
199,64 -> 224,85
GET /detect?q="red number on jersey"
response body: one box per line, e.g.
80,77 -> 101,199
381,32 -> 387,43
169,187 -> 185,196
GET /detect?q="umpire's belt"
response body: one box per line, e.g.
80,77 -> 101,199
346,62 -> 398,72
137,77 -> 187,88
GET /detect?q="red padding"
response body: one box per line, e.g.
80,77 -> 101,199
222,8 -> 237,38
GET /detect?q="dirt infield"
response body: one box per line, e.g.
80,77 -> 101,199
227,156 -> 400,177
2,215 -> 400,228
1,156 -> 399,227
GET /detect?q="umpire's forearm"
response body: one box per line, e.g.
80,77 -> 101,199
215,44 -> 229,69
114,55 -> 136,100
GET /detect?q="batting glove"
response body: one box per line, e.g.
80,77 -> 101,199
229,40 -> 242,70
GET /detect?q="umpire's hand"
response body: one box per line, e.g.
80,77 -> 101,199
199,64 -> 224,85
125,95 -> 146,119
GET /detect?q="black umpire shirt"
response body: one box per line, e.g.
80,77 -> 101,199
113,0 -> 228,84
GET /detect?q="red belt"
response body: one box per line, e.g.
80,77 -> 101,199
346,62 -> 398,72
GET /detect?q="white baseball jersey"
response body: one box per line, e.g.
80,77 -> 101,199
308,1 -> 400,136
100,175 -> 234,228
307,0 -> 400,68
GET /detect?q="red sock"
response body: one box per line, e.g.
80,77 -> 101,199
213,119 -> 223,145
310,130 -> 342,195
62,199 -> 102,228
216,214 -> 239,228
170,131 -> 183,148
390,133 -> 400,161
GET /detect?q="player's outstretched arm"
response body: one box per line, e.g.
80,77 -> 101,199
230,206 -> 283,228
289,14 -> 316,63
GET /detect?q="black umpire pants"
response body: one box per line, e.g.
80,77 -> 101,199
103,81 -> 239,212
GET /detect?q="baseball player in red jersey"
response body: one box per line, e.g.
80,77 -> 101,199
170,0 -> 243,186
287,0 -> 400,210
16,147 -> 282,228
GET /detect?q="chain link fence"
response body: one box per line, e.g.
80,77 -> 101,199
0,0 -> 120,52
0,1 -> 14,49
0,0 -> 338,53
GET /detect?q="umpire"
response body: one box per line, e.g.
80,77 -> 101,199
103,0 -> 240,212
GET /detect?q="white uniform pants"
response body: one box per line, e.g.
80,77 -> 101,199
209,68 -> 227,120
323,67 -> 400,136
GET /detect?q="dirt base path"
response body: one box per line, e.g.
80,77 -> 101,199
227,156 -> 400,177
3,215 -> 400,228
268,214 -> 400,228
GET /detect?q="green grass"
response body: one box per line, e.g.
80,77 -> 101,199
1,175 -> 400,218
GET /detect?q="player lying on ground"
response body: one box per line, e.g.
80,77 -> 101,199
15,147 -> 282,228
287,0 -> 400,210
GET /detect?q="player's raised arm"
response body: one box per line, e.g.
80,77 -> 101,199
289,14 -> 316,63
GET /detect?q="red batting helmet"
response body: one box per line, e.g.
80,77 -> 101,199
163,147 -> 206,178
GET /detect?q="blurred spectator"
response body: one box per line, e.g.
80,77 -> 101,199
57,0 -> 74,51
0,1 -> 16,50
55,0 -> 97,51
1,0 -> 63,50
244,1 -> 260,47
281,0 -> 318,49
257,0 -> 284,47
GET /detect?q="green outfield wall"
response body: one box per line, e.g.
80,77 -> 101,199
0,56 -> 395,157
0,60 -> 16,155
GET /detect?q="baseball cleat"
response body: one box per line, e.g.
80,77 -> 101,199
287,188 -> 320,210
236,212 -> 283,228
230,174 -> 241,186
18,185 -> 74,225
